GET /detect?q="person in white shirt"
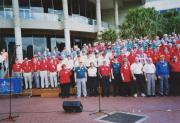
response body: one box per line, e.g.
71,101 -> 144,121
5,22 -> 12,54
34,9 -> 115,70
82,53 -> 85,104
130,57 -> 146,97
87,62 -> 98,96
143,58 -> 156,97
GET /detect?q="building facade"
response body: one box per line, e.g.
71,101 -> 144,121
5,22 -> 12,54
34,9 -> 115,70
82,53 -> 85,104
0,0 -> 113,61
0,0 -> 179,61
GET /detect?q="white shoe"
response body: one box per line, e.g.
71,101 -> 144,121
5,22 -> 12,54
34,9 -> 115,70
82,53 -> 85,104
133,93 -> 138,98
141,93 -> 146,97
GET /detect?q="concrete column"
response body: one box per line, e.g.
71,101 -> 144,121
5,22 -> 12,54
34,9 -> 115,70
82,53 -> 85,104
114,0 -> 119,39
62,0 -> 71,52
12,0 -> 23,62
96,0 -> 102,32
114,0 -> 119,28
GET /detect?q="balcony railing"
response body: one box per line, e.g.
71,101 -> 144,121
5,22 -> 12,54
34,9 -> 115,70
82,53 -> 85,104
0,8 -> 112,29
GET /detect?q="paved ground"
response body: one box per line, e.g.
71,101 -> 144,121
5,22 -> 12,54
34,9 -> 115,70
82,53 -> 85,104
0,96 -> 180,123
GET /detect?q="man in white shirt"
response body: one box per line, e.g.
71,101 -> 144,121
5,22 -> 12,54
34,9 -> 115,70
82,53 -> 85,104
130,57 -> 146,97
143,58 -> 156,97
87,62 -> 98,96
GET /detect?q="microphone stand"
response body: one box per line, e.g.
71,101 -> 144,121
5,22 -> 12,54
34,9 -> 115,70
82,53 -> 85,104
90,60 -> 109,115
0,45 -> 19,122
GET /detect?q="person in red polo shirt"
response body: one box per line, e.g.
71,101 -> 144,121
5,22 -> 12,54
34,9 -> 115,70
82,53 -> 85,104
152,48 -> 160,64
99,60 -> 112,97
170,56 -> 180,95
59,64 -> 71,98
128,49 -> 136,65
22,58 -> 32,89
12,59 -> 22,78
39,59 -> 49,88
121,58 -> 132,96
163,47 -> 171,63
48,59 -> 58,88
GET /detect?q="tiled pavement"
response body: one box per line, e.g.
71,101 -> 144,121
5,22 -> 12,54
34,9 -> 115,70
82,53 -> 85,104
0,96 -> 180,123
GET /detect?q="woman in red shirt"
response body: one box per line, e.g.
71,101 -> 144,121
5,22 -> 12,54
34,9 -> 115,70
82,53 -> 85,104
59,64 -> 71,98
121,59 -> 132,96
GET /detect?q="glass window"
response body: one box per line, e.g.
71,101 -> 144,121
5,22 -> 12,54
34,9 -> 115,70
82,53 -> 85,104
4,8 -> 13,19
50,38 -> 57,51
33,37 -> 47,54
22,37 -> 33,58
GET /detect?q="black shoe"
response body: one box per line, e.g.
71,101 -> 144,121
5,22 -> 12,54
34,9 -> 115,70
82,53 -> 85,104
146,95 -> 151,97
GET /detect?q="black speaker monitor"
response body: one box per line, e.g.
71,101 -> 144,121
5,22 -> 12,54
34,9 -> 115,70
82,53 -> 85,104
63,101 -> 83,112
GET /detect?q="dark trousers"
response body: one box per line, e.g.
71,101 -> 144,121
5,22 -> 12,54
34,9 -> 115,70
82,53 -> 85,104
170,72 -> 180,95
60,83 -> 70,98
121,82 -> 132,96
132,74 -> 145,95
87,76 -> 98,96
101,76 -> 110,97
112,74 -> 121,96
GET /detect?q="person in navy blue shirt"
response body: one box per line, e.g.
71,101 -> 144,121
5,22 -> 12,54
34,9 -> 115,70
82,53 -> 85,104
74,62 -> 87,98
111,56 -> 121,96
156,55 -> 170,96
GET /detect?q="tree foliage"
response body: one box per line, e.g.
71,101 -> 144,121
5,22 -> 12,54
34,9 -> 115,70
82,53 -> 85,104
119,7 -> 180,39
161,10 -> 180,34
98,28 -> 117,43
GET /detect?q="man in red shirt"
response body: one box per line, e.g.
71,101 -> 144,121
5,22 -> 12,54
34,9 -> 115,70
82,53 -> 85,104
152,49 -> 160,64
170,56 -> 180,95
48,59 -> 58,88
59,64 -> 71,98
12,59 -> 22,78
99,60 -> 112,97
39,59 -> 49,88
22,58 -> 32,89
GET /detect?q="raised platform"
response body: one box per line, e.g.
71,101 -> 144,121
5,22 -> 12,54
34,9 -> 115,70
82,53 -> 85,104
22,87 -> 77,98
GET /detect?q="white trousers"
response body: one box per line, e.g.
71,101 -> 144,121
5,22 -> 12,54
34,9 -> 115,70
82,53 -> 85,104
40,71 -> 49,88
49,72 -> 58,88
23,72 -> 32,89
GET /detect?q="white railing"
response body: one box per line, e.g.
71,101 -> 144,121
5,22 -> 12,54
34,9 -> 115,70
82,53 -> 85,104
0,8 -> 112,28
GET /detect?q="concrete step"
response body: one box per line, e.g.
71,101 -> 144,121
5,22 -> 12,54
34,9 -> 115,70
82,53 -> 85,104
21,87 -> 77,97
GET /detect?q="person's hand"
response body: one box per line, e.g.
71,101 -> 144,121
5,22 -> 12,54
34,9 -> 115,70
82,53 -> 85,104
133,76 -> 136,81
109,78 -> 112,82
158,76 -> 161,79
112,76 -> 114,80
167,75 -> 170,78
155,76 -> 157,80
145,78 -> 148,82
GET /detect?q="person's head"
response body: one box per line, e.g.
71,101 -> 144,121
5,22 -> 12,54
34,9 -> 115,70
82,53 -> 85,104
62,64 -> 66,70
33,58 -> 37,63
159,55 -> 165,61
79,62 -> 83,67
24,58 -> 28,64
103,60 -> 107,66
123,58 -> 128,65
2,49 -> 5,52
172,56 -> 178,62
135,57 -> 139,63
163,47 -> 169,54
15,58 -> 19,64
50,59 -> 54,64
147,58 -> 153,64
67,55 -> 71,60
90,62 -> 94,67
113,56 -> 118,62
